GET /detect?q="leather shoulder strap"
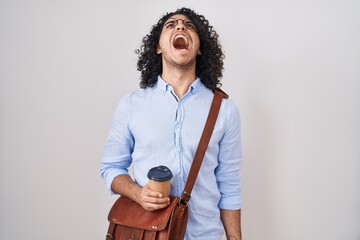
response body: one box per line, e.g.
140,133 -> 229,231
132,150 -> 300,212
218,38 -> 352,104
180,88 -> 227,203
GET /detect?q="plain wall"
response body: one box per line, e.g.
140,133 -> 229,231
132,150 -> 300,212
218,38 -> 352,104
1,0 -> 359,239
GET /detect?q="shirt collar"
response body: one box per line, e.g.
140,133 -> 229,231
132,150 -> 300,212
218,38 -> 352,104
156,75 -> 202,94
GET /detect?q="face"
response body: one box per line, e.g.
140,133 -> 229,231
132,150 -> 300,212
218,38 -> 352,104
157,14 -> 201,68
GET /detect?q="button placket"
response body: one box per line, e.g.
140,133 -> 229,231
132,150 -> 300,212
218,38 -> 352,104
169,88 -> 191,195
175,100 -> 186,193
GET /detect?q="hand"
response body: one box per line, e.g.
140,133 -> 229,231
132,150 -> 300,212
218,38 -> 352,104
227,234 -> 241,240
135,184 -> 171,211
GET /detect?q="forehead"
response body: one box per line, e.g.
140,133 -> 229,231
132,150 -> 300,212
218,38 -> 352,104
165,14 -> 190,22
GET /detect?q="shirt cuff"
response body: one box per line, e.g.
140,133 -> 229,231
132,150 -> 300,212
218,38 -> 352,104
102,168 -> 129,195
218,191 -> 242,210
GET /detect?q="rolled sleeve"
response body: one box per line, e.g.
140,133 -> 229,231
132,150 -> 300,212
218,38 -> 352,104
216,100 -> 242,210
100,97 -> 134,194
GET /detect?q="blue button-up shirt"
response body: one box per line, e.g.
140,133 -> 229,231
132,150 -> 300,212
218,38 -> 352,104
101,76 -> 242,239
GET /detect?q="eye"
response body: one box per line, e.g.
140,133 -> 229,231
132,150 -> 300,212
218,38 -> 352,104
184,21 -> 195,30
165,21 -> 176,29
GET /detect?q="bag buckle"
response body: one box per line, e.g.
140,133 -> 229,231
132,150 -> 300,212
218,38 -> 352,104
178,197 -> 188,207
106,233 -> 114,240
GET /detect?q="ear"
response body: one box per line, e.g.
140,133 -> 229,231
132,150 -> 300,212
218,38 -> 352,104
157,46 -> 162,54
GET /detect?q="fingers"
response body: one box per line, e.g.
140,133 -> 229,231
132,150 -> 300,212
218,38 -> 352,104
142,201 -> 171,211
139,185 -> 171,211
143,185 -> 164,198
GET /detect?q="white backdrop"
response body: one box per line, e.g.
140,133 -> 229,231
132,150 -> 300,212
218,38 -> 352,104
1,0 -> 359,239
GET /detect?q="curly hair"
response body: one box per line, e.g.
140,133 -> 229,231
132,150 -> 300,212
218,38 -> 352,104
135,7 -> 224,90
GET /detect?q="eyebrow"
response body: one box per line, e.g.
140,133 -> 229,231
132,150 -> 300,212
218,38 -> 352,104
165,17 -> 192,23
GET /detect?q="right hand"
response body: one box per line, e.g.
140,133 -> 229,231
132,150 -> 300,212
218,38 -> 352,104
135,184 -> 171,211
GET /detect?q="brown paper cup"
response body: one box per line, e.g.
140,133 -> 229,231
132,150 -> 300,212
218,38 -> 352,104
147,165 -> 173,197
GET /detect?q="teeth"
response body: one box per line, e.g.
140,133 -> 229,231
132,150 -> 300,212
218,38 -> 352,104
175,35 -> 188,45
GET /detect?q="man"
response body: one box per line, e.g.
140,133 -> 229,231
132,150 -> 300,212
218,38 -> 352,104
101,7 -> 242,240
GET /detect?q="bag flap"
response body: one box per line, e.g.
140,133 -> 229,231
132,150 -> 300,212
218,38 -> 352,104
108,195 -> 180,231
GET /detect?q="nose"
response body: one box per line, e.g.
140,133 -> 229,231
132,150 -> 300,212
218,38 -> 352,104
177,26 -> 185,31
176,19 -> 186,31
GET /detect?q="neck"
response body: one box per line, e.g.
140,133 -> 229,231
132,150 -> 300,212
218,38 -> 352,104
161,65 -> 196,99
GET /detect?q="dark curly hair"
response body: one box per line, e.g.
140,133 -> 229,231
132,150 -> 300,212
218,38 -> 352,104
136,7 -> 224,90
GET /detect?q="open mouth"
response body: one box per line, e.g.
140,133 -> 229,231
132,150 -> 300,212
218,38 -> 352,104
173,35 -> 189,50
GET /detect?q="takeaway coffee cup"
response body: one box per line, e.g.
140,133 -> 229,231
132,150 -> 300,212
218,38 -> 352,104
147,165 -> 173,197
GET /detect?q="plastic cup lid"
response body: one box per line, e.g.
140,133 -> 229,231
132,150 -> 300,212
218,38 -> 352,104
147,165 -> 173,182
